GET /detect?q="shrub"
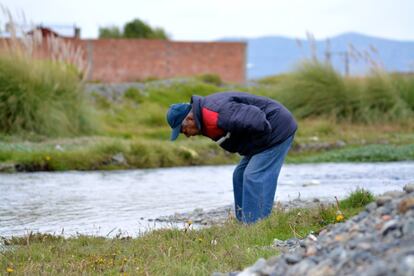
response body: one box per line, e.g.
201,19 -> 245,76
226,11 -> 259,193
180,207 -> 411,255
196,74 -> 223,86
123,87 -> 146,103
274,61 -> 413,123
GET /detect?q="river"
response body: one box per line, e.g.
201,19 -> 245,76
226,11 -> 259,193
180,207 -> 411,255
1,162 -> 413,237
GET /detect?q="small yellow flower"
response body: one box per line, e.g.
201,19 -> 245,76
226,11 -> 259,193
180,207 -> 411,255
336,213 -> 345,222
198,238 -> 203,242
45,156 -> 51,161
6,267 -> 14,273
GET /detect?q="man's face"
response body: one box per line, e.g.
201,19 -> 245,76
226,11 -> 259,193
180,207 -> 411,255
181,112 -> 200,137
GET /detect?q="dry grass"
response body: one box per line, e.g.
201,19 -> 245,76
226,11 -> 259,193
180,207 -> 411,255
0,5 -> 88,78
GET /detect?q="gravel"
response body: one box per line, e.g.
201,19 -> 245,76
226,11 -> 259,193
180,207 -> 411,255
213,184 -> 414,276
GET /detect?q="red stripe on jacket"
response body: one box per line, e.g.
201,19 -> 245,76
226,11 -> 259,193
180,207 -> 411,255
201,107 -> 225,139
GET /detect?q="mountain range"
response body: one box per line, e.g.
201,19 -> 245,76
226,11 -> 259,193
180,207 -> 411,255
222,32 -> 414,79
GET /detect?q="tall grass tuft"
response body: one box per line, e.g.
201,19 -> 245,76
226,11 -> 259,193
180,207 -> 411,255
357,72 -> 410,122
0,55 -> 96,136
339,188 -> 374,209
0,6 -> 97,137
391,73 -> 414,112
279,61 -> 357,120
276,61 -> 413,123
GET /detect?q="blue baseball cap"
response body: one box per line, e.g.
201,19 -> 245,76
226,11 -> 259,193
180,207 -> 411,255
166,103 -> 192,141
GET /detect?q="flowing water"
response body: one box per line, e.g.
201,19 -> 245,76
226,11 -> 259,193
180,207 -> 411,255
1,162 -> 413,237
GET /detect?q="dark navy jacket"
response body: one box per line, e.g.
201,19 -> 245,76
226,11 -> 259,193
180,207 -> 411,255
191,92 -> 297,156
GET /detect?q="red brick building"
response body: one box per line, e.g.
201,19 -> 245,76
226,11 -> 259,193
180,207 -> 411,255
1,27 -> 246,83
81,39 -> 246,83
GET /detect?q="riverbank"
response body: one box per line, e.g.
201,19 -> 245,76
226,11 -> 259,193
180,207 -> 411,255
1,189 -> 376,275
1,138 -> 413,173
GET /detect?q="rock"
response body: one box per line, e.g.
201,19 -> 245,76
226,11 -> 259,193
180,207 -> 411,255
335,140 -> 346,147
0,163 -> 15,173
349,224 -> 360,232
302,180 -> 321,187
365,202 -> 377,212
267,260 -> 288,276
288,259 -> 317,275
398,197 -> 414,213
378,204 -> 393,216
381,215 -> 392,221
383,190 -> 405,198
111,153 -> 127,165
334,234 -> 347,242
402,255 -> 414,273
352,211 -> 369,223
363,260 -> 391,276
247,258 -> 266,273
286,238 -> 300,247
381,220 -> 398,236
376,196 -> 392,206
306,245 -> 317,256
317,229 -> 328,236
402,219 -> 414,236
265,255 -> 280,266
273,238 -> 284,247
356,242 -> 372,251
307,264 -> 335,276
55,144 -> 64,151
284,254 -> 302,264
403,184 -> 414,193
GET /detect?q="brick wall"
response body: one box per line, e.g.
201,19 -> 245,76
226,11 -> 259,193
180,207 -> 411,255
1,38 -> 246,83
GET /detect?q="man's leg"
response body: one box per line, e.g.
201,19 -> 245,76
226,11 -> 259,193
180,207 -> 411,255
232,156 -> 250,221
241,135 -> 294,224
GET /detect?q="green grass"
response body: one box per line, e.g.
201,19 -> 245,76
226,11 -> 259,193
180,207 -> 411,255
0,190 -> 373,275
289,144 -> 414,163
0,138 -> 238,171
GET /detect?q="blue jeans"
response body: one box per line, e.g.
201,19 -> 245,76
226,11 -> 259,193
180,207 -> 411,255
233,135 -> 294,224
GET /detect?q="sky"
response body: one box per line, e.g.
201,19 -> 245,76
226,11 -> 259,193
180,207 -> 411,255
1,0 -> 413,41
